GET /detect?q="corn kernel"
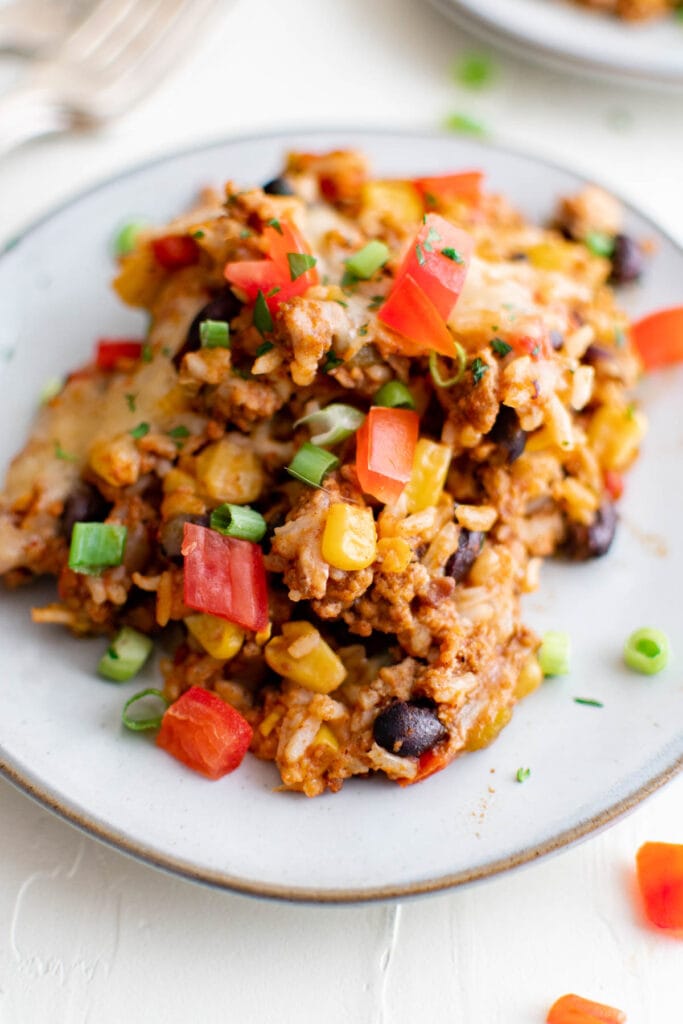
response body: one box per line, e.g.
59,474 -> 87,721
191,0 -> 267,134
361,180 -> 423,223
265,621 -> 346,694
185,614 -> 245,660
527,241 -> 575,272
404,439 -> 452,514
514,655 -> 544,699
195,435 -> 264,504
312,724 -> 339,751
588,405 -> 647,471
321,503 -> 377,571
259,708 -> 284,737
376,537 -> 412,573
465,705 -> 512,751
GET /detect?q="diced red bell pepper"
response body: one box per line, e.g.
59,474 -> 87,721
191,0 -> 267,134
398,745 -> 455,787
393,214 -> 474,321
157,685 -> 253,780
95,339 -> 143,369
632,306 -> 683,370
636,841 -> 683,930
413,171 -> 483,207
151,234 -> 200,271
547,994 -> 626,1024
378,273 -> 458,358
355,406 -> 419,505
604,470 -> 624,501
181,523 -> 268,633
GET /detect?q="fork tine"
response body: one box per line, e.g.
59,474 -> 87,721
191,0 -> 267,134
73,0 -> 165,71
60,0 -> 137,63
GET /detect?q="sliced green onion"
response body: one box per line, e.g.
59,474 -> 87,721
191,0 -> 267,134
200,319 -> 230,348
515,767 -> 531,783
287,252 -> 317,281
490,338 -> 512,358
40,377 -> 63,404
623,627 -> 670,675
344,240 -> 390,280
374,381 -> 416,410
255,340 -> 274,357
122,688 -> 169,732
286,442 -> 340,487
538,631 -> 571,677
585,231 -> 615,258
68,523 -> 127,576
444,112 -> 487,138
129,422 -> 150,440
210,503 -> 267,542
99,626 -> 154,682
253,290 -> 273,336
429,346 -> 467,389
113,219 -> 148,258
294,403 -> 365,447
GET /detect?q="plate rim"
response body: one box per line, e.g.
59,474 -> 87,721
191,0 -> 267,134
1,126 -> 681,904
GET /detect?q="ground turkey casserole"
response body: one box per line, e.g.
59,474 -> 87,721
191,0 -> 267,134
0,150 -> 647,796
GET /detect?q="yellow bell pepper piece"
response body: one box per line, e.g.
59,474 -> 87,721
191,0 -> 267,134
321,503 -> 377,571
312,724 -> 339,751
265,622 -> 346,694
404,439 -> 452,513
587,405 -> 647,472
361,180 -> 423,223
185,614 -> 245,660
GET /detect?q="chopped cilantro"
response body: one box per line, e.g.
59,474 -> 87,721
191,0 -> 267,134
141,343 -> 153,363
491,338 -> 512,357
415,244 -> 427,267
167,426 -> 190,440
287,252 -> 316,281
54,441 -> 77,462
358,323 -> 369,337
239,228 -> 252,239
191,230 -> 205,239
423,227 -> 441,253
471,357 -> 489,385
130,422 -> 150,440
255,341 -> 275,357
614,326 -> 626,349
125,393 -> 137,412
267,218 -> 282,234
515,767 -> 531,783
368,295 -> 384,311
441,247 -> 464,263
322,352 -> 343,373
574,697 -> 604,708
423,191 -> 437,208
253,290 -> 273,336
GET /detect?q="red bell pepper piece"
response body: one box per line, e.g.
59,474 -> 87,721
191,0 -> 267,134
509,332 -> 552,361
632,305 -> 683,370
413,171 -> 483,207
151,234 -> 200,271
393,214 -> 474,321
157,685 -> 253,780
224,219 -> 318,312
378,273 -> 457,357
397,744 -> 455,787
95,339 -> 143,369
355,407 -> 419,505
604,470 -> 624,501
181,523 -> 268,633
547,994 -> 626,1024
636,841 -> 683,930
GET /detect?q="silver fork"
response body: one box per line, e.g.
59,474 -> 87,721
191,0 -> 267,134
0,0 -> 90,56
0,0 -> 221,159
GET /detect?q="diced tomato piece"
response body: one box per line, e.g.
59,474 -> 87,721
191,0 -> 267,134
151,234 -> 200,271
632,305 -> 683,370
398,745 -> 455,787
413,171 -> 483,207
547,994 -> 626,1024
224,259 -> 288,304
95,339 -> 143,369
223,219 -> 318,312
636,841 -> 683,930
157,685 -> 253,780
355,407 -> 419,504
393,214 -> 473,321
604,470 -> 624,501
182,523 -> 268,633
379,274 -> 458,358
263,221 -> 317,281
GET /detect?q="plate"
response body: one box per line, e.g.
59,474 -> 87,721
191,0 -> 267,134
428,0 -> 683,90
0,129 -> 681,903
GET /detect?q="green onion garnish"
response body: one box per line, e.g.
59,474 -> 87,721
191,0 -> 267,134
99,626 -> 154,682
574,697 -> 604,708
585,231 -> 615,258
286,443 -> 340,487
255,341 -> 275,357
253,290 -> 273,336
287,253 -> 317,281
294,403 -> 365,447
122,688 -> 169,732
200,319 -> 230,348
516,767 -> 531,783
40,378 -> 63,404
68,523 -> 127,576
129,422 -> 150,440
141,343 -> 153,363
454,52 -> 495,89
490,338 -> 513,357
444,112 -> 487,137
344,240 -> 390,281
321,352 -> 344,373
113,219 -> 148,258
210,503 -> 267,542
441,247 -> 464,263
168,425 -> 190,440
374,381 -> 416,410
429,346 -> 467,389
538,631 -> 571,677
623,627 -> 670,675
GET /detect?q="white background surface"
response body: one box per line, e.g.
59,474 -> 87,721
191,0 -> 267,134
0,1 -> 681,1021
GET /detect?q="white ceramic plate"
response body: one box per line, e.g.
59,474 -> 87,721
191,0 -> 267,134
429,0 -> 683,90
0,130 -> 681,903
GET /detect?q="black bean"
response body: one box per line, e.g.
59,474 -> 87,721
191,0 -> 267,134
176,288 -> 243,364
61,484 -> 109,539
563,499 -> 617,561
509,251 -> 528,262
610,234 -> 643,285
488,405 -> 526,463
549,330 -> 564,351
263,176 -> 295,196
160,513 -> 210,558
373,700 -> 447,758
584,344 -> 615,365
445,529 -> 484,583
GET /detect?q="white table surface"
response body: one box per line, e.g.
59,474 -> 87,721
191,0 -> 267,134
0,1 -> 681,1021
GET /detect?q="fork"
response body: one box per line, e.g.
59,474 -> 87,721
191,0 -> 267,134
0,0 -> 90,56
0,0 -> 221,159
